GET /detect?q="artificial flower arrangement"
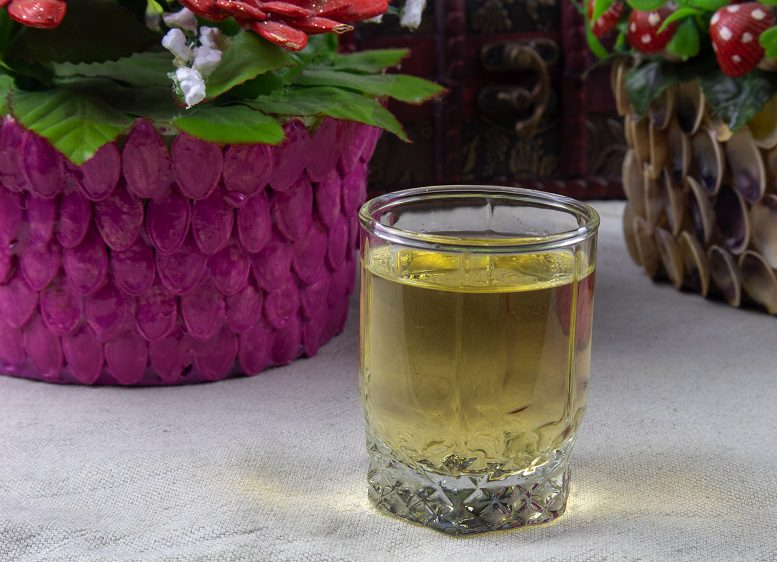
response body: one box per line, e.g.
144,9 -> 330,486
585,0 -> 777,314
0,0 -> 443,386
0,0 -> 441,164
585,0 -> 777,131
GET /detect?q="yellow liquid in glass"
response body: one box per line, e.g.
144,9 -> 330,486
360,246 -> 595,476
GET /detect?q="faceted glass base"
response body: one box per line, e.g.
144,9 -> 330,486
367,434 -> 571,534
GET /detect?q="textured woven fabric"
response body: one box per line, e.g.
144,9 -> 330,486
1,202 -> 776,561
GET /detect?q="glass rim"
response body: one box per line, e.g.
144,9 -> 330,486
359,185 -> 601,253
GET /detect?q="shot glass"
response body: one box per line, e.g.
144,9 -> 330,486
358,186 -> 600,534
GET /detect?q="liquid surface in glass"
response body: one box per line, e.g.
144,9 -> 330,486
360,245 -> 595,477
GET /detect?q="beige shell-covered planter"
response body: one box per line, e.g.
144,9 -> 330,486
615,60 -> 777,315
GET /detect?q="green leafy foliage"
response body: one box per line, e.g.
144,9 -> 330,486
760,27 -> 777,58
11,87 -> 134,164
206,32 -> 295,98
332,49 -> 409,73
624,59 -> 683,114
701,70 -> 777,131
666,19 -> 700,60
585,19 -> 609,59
658,7 -> 701,33
252,86 -> 408,141
54,52 -> 173,88
0,73 -> 12,114
684,0 -> 727,10
173,104 -> 285,144
592,0 -> 614,24
7,0 -> 159,64
295,68 -> 445,104
626,0 -> 666,11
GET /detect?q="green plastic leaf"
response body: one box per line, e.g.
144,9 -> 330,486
296,34 -> 339,66
173,104 -> 285,144
658,7 -> 701,33
54,52 -> 173,88
251,86 -> 408,141
7,0 -> 160,64
206,31 -> 295,99
592,0 -> 614,24
685,0 -> 730,9
11,87 -> 134,164
624,59 -> 682,115
702,70 -> 777,131
0,74 -> 13,114
760,0 -> 777,5
666,19 -> 700,60
585,18 -> 609,59
626,0 -> 666,10
760,27 -> 777,58
332,49 -> 410,73
295,68 -> 445,104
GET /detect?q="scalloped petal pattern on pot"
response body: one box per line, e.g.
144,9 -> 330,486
122,120 -> 172,200
209,243 -> 250,296
57,189 -> 92,249
237,191 -> 271,253
0,119 -> 27,192
711,3 -> 774,77
193,326 -> 237,381
224,144 -> 272,198
105,330 -> 148,385
274,177 -> 312,241
20,240 -> 60,291
85,281 -> 131,341
40,275 -> 82,336
111,238 -> 156,297
63,325 -> 103,384
271,121 -> 309,192
21,132 -> 66,198
26,195 -> 57,245
146,189 -> 192,255
76,142 -> 121,202
172,133 -> 223,200
316,171 -> 341,228
0,118 -> 372,385
226,284 -> 264,334
95,186 -> 144,252
136,281 -> 178,342
181,280 -> 226,341
307,118 -> 341,182
23,313 -> 63,377
0,272 -> 38,328
192,191 -> 234,255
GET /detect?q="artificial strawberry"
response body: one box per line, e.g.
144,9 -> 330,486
626,7 -> 678,54
587,0 -> 625,38
710,3 -> 774,77
4,0 -> 66,28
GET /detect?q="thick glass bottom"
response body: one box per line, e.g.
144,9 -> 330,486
366,433 -> 571,534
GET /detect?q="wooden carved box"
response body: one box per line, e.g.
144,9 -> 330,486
350,0 -> 626,199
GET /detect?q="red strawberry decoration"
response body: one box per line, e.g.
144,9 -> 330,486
626,7 -> 678,53
710,3 -> 774,77
587,0 -> 625,38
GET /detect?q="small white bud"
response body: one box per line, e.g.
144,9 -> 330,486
163,8 -> 198,34
175,67 -> 207,108
193,46 -> 222,78
400,0 -> 427,29
162,28 -> 193,65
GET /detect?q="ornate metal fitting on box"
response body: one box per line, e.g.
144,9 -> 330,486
478,39 -> 558,139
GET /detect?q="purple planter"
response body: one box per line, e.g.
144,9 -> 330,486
0,117 -> 379,385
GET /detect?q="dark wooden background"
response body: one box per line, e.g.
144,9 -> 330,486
347,0 -> 627,200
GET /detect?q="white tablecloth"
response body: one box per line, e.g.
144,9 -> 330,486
1,202 -> 776,561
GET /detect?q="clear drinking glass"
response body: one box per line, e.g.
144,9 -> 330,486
358,186 -> 600,534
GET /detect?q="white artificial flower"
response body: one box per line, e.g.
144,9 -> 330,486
193,45 -> 222,78
162,28 -> 193,65
163,8 -> 198,35
400,0 -> 427,29
175,67 -> 207,108
200,26 -> 225,50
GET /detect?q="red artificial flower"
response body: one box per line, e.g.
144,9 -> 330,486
0,0 -> 66,29
179,0 -> 390,51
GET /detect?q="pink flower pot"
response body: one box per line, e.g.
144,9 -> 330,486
0,117 -> 380,385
